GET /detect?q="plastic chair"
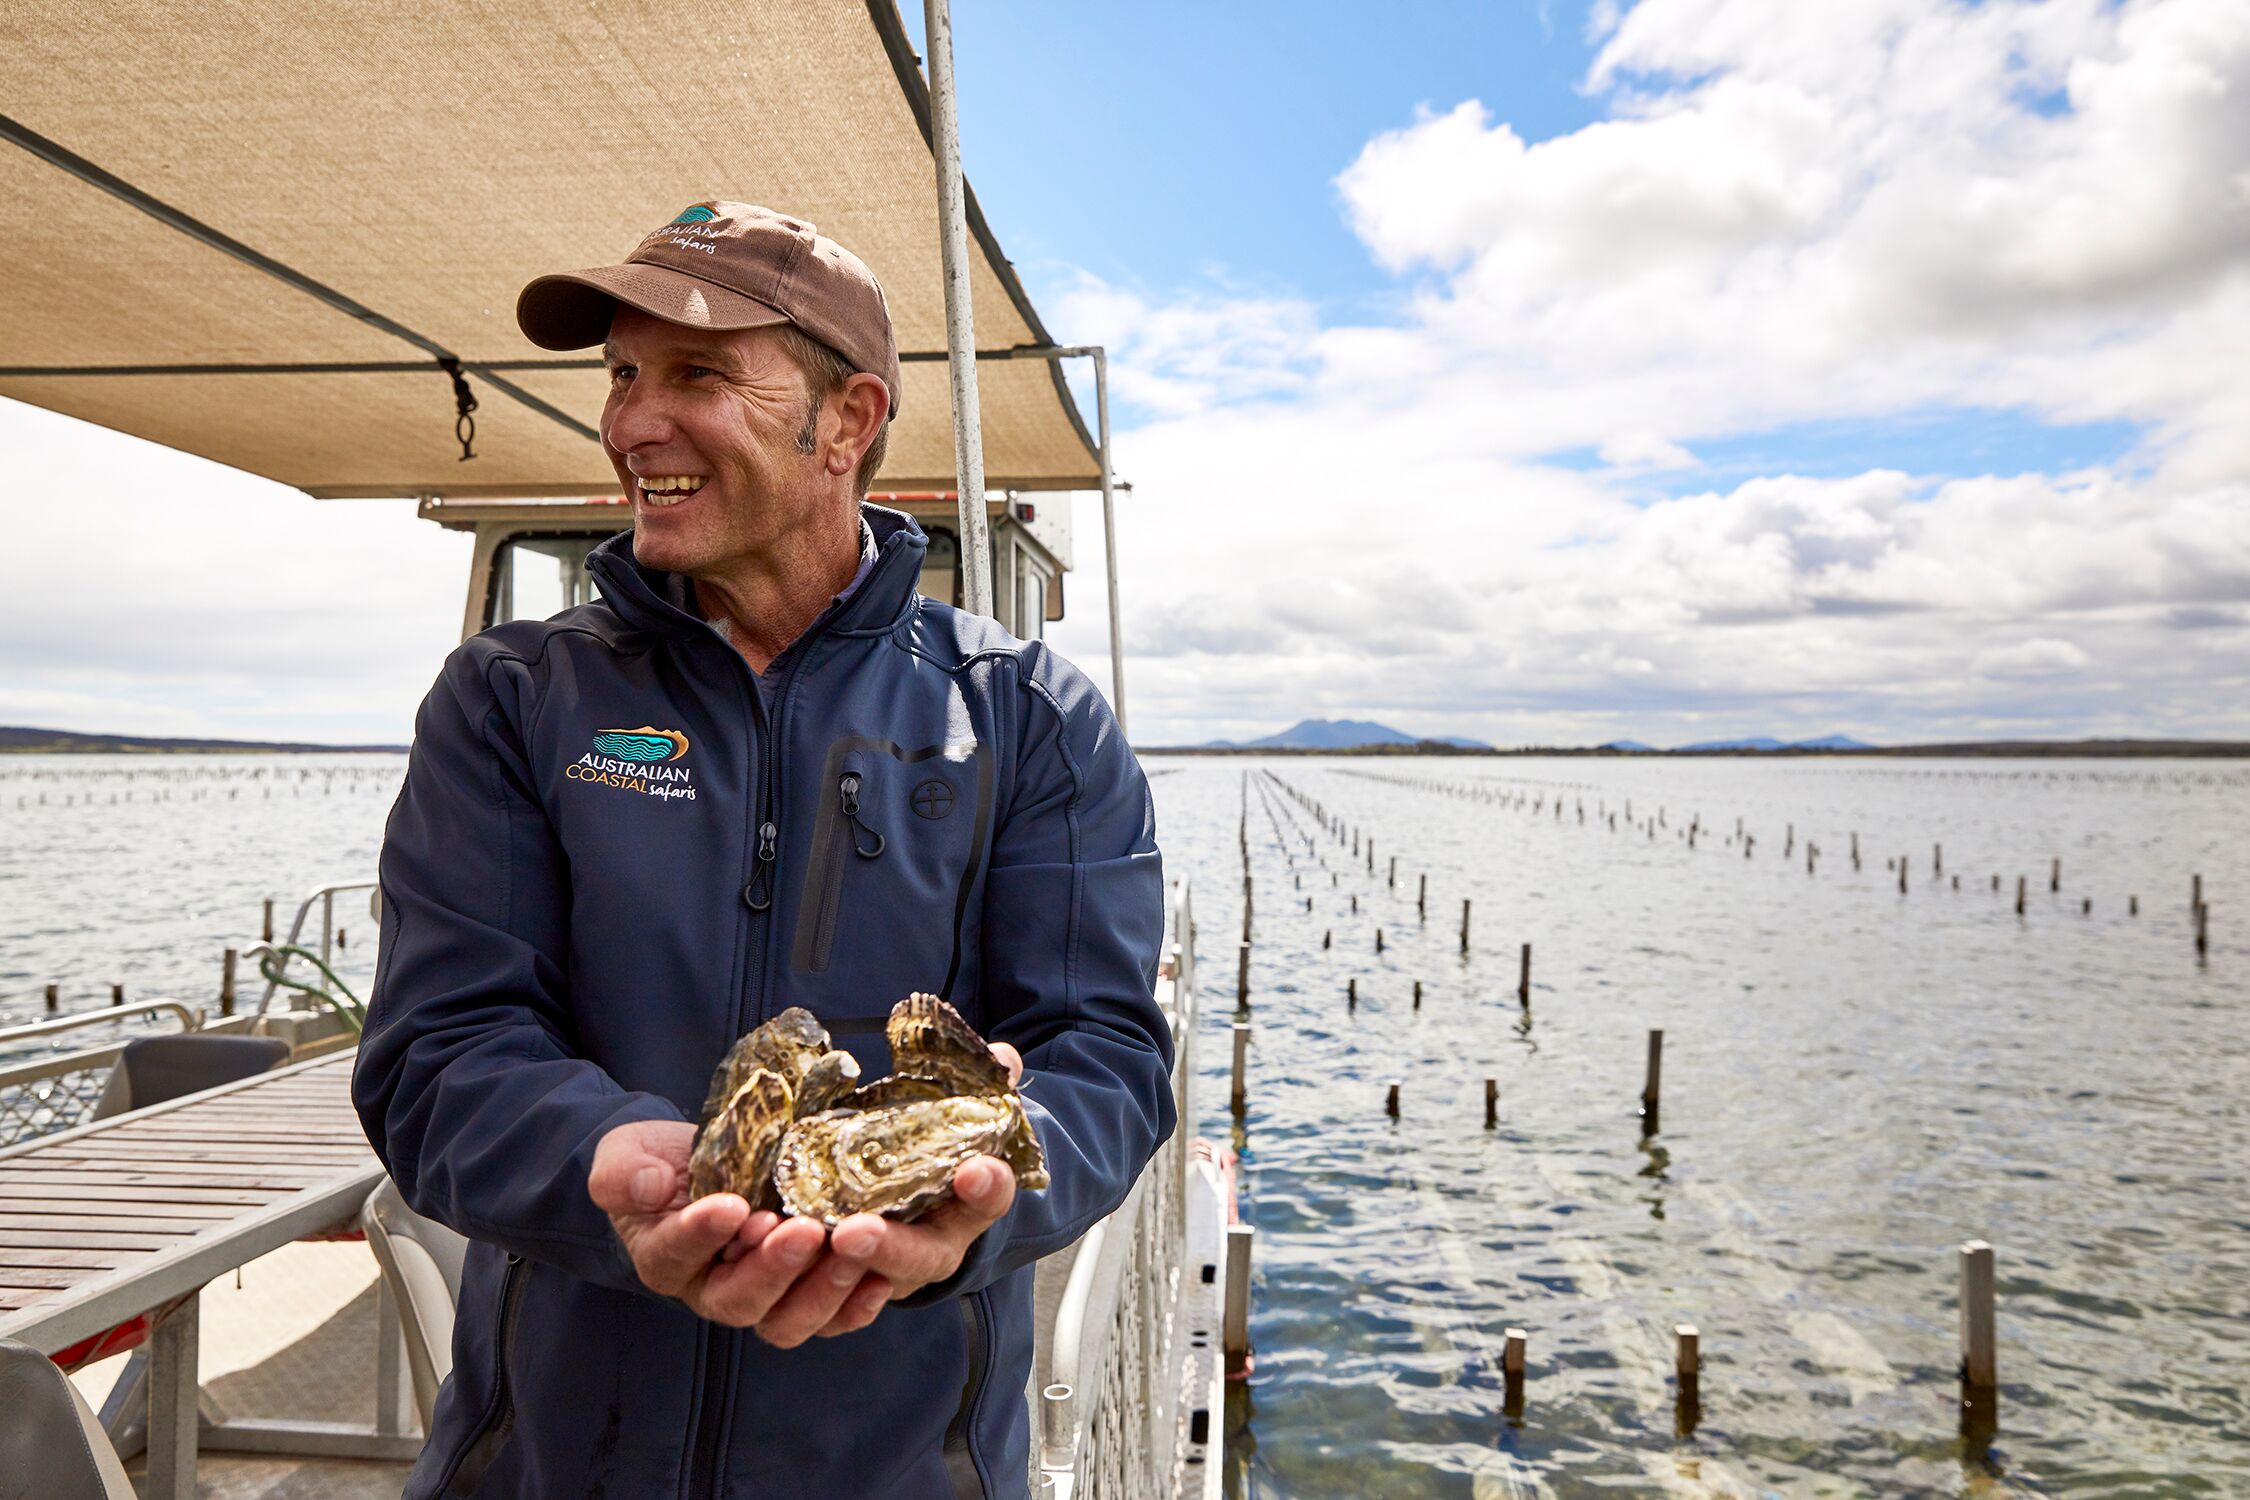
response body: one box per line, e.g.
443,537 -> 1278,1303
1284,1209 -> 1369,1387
0,1337 -> 137,1500
360,1177 -> 469,1432
89,1033 -> 293,1120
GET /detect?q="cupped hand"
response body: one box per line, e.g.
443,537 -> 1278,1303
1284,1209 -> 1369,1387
588,1119 -> 891,1345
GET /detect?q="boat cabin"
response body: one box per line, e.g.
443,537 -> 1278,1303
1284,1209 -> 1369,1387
421,490 -> 1072,644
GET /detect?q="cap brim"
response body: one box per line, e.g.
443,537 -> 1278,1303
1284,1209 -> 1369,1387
516,262 -> 791,350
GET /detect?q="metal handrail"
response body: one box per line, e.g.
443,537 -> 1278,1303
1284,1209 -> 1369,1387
1038,877 -> 1201,1496
0,1000 -> 204,1050
257,880 -> 380,1014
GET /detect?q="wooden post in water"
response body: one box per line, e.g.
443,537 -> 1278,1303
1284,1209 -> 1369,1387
1934,843 -> 1943,877
1388,856 -> 1397,890
2051,858 -> 2061,893
1223,1225 -> 1255,1378
1502,1329 -> 1527,1417
2196,900 -> 2209,958
1375,928 -> 1384,954
261,898 -> 275,943
1322,930 -> 1332,950
1230,1024 -> 1249,1115
1484,1078 -> 1498,1129
1959,1240 -> 1997,1436
2192,873 -> 2202,911
44,983 -> 58,1013
1898,857 -> 1908,895
2081,897 -> 2091,915
1384,1081 -> 1400,1119
1347,977 -> 1357,1011
1460,899 -> 1472,955
1641,1029 -> 1663,1133
1675,1324 -> 1701,1414
1350,894 -> 1358,915
2129,894 -> 2139,916
1418,873 -> 1428,919
1235,942 -> 1250,1009
1412,979 -> 1423,1011
2015,876 -> 2027,916
1516,942 -> 1532,1007
111,982 -> 124,1008
220,949 -> 237,1017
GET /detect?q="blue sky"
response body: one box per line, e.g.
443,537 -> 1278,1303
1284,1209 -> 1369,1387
912,1 -> 1606,318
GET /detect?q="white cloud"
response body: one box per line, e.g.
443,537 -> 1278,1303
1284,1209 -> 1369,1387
0,400 -> 468,743
1039,0 -> 2250,746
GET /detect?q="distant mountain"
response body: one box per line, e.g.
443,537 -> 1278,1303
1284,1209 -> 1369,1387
1600,739 -> 1656,752
1673,734 -> 1874,752
0,725 -> 405,755
1204,718 -> 1493,751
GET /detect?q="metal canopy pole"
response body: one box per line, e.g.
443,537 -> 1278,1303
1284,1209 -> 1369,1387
1092,348 -> 1127,735
923,0 -> 993,618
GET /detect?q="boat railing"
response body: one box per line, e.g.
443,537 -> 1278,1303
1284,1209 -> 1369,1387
1040,878 -> 1210,1499
0,1002 -> 211,1149
255,880 -> 382,1014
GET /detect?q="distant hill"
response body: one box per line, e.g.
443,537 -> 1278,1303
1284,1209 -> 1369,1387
0,725 -> 405,755
1203,718 -> 1493,751
1600,739 -> 1656,752
1673,734 -> 1874,752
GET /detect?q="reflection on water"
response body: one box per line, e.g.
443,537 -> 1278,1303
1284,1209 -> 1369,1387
1171,756 -> 2247,1500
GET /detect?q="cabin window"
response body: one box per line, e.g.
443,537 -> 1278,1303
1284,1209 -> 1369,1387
489,533 -> 602,627
920,526 -> 962,609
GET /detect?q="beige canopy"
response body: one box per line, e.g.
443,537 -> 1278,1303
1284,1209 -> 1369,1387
0,0 -> 1099,496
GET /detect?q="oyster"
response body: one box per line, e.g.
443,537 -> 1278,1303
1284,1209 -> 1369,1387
686,994 -> 1048,1223
775,1094 -> 1030,1223
687,1066 -> 793,1211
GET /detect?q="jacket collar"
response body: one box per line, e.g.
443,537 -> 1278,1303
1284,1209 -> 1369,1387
586,503 -> 929,643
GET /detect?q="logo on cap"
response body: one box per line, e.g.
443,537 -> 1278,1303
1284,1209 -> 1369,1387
671,205 -> 717,225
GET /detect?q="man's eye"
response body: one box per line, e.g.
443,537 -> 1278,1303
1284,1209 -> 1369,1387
607,366 -> 635,384
687,366 -> 717,380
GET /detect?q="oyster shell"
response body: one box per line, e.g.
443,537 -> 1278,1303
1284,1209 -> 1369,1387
687,1066 -> 793,1212
687,994 -> 1047,1222
773,1094 -> 1030,1224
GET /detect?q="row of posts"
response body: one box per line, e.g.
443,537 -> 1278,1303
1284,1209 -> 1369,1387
1231,768 -> 2010,1439
32,897 -> 285,1020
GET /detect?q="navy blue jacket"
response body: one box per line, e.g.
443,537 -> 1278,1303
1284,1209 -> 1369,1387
353,506 -> 1172,1499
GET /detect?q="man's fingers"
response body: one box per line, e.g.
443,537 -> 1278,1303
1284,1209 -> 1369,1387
988,1042 -> 1023,1085
828,1157 -> 1015,1296
752,1248 -> 867,1348
627,1193 -> 748,1294
815,1273 -> 894,1338
699,1217 -> 826,1326
951,1156 -> 1015,1221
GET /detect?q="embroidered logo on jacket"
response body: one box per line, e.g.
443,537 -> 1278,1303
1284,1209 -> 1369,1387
591,727 -> 689,762
569,727 -> 696,803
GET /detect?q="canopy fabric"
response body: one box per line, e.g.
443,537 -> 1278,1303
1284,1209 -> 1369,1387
0,0 -> 1098,496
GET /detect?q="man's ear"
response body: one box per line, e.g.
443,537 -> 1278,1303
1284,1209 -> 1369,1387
828,372 -> 891,477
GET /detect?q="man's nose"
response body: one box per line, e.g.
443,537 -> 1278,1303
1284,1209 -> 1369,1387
602,378 -> 674,452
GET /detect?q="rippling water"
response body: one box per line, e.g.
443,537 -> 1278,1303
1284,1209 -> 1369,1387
0,755 -> 403,1051
3,751 -> 2242,1496
1149,756 -> 2247,1500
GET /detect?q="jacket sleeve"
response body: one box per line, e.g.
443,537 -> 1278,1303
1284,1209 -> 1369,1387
898,648 -> 1173,1306
352,643 -> 684,1294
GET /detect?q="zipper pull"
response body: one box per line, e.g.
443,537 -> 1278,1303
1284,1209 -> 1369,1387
743,820 -> 778,911
840,773 -> 885,858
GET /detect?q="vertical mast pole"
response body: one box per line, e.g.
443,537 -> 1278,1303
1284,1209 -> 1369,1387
1093,348 -> 1127,734
923,0 -> 993,617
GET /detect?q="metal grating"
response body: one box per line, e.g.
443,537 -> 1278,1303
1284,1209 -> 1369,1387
0,1062 -> 109,1147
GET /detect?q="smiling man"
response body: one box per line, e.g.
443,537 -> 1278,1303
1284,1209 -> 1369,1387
353,202 -> 1172,1499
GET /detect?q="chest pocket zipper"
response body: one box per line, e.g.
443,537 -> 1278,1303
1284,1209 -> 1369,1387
840,772 -> 886,858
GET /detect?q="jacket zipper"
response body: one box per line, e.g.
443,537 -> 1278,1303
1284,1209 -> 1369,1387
940,1289 -> 994,1500
441,1252 -> 527,1496
802,765 -> 887,973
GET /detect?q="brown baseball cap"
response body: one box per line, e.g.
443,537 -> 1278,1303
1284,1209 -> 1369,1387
517,201 -> 902,416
